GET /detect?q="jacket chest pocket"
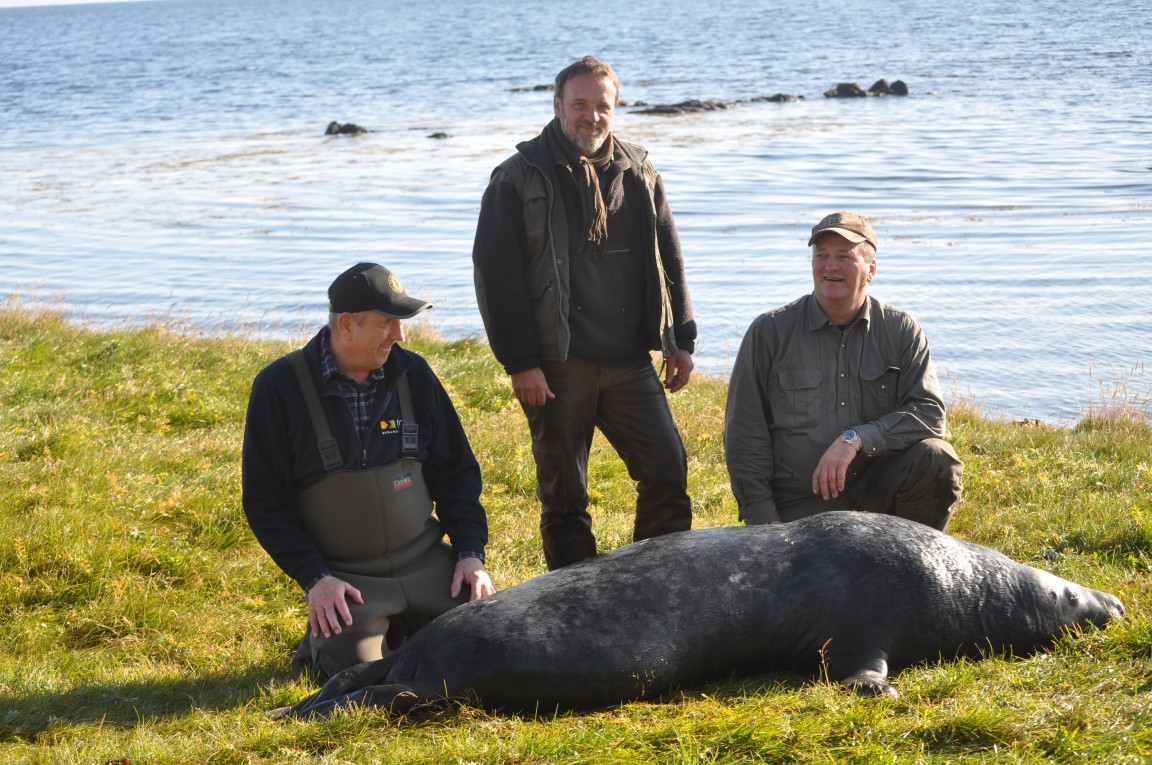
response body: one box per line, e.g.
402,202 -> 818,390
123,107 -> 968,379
523,195 -> 548,242
861,365 -> 900,421
773,368 -> 822,429
522,195 -> 554,300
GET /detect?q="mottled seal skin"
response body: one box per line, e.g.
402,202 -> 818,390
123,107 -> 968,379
278,512 -> 1123,719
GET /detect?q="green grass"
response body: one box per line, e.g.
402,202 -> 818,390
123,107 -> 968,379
1,300 -> 1150,764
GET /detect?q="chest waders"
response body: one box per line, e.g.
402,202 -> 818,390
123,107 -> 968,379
287,351 -> 464,678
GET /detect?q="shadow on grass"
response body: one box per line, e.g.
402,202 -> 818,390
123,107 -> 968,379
370,672 -> 817,728
1,662 -> 302,739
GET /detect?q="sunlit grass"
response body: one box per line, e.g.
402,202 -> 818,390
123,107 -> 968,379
2,301 -> 1150,764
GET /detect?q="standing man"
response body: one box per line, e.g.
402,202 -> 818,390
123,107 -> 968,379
242,262 -> 495,681
724,212 -> 963,529
472,55 -> 697,570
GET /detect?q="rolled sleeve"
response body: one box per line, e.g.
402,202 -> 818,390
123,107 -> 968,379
724,316 -> 779,521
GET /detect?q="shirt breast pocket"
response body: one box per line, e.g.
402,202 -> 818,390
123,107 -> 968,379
861,365 -> 900,421
774,368 -> 822,429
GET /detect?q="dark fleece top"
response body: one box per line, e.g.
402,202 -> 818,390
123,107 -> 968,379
241,328 -> 488,590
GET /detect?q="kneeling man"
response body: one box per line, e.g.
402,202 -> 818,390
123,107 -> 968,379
242,262 -> 495,680
724,212 -> 963,529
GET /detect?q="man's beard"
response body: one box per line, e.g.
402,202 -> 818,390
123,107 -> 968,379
562,121 -> 608,156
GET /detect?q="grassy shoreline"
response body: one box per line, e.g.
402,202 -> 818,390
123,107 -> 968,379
2,303 -> 1150,764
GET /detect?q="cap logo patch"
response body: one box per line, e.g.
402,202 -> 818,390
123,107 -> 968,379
388,274 -> 404,294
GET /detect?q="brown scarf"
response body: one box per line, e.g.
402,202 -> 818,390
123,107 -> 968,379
549,119 -> 614,252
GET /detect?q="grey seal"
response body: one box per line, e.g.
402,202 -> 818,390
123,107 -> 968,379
278,511 -> 1123,719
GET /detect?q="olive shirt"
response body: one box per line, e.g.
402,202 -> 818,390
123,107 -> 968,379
724,293 -> 947,525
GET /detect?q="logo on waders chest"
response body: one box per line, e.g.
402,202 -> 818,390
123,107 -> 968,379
392,472 -> 414,491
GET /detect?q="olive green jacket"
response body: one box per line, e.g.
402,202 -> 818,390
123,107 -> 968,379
472,123 -> 695,373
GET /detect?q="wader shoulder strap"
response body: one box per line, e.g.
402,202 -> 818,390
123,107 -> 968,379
286,350 -> 343,471
396,372 -> 419,456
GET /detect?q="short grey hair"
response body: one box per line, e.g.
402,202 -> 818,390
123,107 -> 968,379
329,310 -> 374,330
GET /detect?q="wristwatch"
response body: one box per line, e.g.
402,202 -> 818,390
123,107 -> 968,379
841,429 -> 862,453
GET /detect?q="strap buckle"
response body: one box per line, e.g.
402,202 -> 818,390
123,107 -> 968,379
401,424 -> 419,454
317,438 -> 343,470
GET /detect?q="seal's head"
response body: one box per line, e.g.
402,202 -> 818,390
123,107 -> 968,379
1032,568 -> 1125,631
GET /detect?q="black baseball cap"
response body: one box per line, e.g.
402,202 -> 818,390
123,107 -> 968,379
327,262 -> 432,319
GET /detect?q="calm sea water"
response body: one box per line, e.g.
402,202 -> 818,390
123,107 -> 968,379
2,0 -> 1150,421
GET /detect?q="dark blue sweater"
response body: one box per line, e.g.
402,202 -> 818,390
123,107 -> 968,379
241,329 -> 488,590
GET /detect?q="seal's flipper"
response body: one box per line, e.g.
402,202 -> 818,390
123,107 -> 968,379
284,683 -> 422,719
821,642 -> 897,698
839,671 -> 898,698
277,655 -> 399,719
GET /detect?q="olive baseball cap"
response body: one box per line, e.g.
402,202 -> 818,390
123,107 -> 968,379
807,211 -> 878,249
328,262 -> 432,319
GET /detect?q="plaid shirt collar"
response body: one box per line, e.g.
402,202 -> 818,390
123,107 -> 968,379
319,327 -> 389,442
